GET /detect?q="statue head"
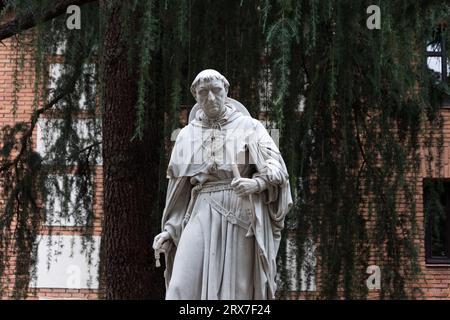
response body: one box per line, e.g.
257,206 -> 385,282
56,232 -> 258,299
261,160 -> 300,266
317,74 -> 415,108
191,69 -> 230,119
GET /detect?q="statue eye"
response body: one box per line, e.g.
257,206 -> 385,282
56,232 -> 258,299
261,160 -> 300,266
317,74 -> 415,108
213,88 -> 222,94
198,89 -> 207,95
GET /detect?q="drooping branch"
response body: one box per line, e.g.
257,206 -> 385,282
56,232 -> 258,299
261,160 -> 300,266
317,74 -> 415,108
0,91 -> 68,173
0,0 -> 97,41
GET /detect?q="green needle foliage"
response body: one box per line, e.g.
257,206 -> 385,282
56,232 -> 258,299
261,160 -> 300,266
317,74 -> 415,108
0,0 -> 449,299
271,0 -> 450,299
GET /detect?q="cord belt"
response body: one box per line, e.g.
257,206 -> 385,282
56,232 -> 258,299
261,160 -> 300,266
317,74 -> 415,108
204,194 -> 251,230
182,179 -> 250,231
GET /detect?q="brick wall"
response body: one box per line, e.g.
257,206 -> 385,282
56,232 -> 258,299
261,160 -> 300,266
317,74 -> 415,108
0,36 -> 102,300
414,110 -> 450,299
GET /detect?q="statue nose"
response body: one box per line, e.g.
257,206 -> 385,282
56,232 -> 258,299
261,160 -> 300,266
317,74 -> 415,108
207,91 -> 215,101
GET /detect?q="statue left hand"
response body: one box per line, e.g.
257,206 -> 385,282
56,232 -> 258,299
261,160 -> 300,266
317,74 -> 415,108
231,178 -> 259,197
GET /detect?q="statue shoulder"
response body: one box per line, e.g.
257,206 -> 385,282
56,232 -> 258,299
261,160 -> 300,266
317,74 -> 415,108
172,123 -> 194,143
237,115 -> 265,130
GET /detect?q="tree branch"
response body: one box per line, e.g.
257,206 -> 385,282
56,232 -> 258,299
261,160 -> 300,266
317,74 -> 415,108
0,91 -> 68,173
0,0 -> 97,41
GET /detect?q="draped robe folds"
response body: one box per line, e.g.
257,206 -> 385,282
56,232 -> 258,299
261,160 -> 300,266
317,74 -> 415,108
160,102 -> 293,299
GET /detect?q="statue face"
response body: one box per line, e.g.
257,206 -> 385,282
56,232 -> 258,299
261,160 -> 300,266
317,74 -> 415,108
195,79 -> 227,119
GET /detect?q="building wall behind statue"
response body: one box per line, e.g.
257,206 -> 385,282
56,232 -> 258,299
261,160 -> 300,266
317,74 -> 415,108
0,35 -> 102,300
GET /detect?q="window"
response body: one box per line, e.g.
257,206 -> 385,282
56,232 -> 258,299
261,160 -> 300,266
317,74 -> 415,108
423,179 -> 450,264
44,174 -> 92,227
36,118 -> 102,165
426,25 -> 450,104
30,235 -> 100,289
48,63 -> 97,110
427,32 -> 448,82
39,62 -> 102,166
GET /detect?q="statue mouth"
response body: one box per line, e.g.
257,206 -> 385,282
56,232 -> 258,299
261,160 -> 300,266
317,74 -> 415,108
204,104 -> 221,111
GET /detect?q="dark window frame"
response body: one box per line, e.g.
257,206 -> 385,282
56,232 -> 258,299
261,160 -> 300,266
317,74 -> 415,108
426,25 -> 450,106
423,179 -> 450,265
426,31 -> 447,83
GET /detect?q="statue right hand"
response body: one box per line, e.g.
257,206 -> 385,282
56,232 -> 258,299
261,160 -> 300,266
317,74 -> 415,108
152,231 -> 171,251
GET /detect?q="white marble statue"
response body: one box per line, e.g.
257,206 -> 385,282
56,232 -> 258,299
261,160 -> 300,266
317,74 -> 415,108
152,69 -> 292,300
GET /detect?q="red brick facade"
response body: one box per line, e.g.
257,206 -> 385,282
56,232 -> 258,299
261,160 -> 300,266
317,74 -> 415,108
0,36 -> 102,299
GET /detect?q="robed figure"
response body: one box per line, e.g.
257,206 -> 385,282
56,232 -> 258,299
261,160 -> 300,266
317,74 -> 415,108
153,69 -> 292,299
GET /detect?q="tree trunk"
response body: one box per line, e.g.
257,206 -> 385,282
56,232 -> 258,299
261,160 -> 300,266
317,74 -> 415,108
98,1 -> 165,299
